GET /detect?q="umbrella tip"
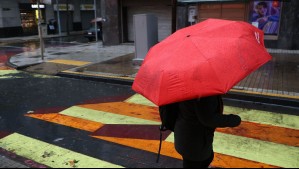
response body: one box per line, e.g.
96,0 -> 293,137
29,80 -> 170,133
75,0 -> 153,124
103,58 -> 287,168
187,35 -> 191,37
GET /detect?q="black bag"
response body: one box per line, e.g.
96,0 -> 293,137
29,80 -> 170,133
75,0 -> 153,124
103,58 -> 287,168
159,103 -> 179,132
157,103 -> 179,163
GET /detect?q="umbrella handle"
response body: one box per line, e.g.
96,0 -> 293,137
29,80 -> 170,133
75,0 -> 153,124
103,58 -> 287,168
156,129 -> 163,163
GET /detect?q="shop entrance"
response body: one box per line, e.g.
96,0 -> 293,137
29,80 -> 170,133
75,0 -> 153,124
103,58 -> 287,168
19,3 -> 45,36
20,9 -> 38,35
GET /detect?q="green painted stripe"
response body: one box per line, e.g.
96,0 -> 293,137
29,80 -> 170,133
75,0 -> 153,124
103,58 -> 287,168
214,132 -> 299,168
165,132 -> 299,168
0,70 -> 56,79
0,133 -> 123,168
224,106 -> 299,130
59,106 -> 160,125
125,94 -> 156,107
165,133 -> 174,143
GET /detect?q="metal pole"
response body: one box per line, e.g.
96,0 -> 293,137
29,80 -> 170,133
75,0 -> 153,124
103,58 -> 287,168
56,0 -> 62,35
37,0 -> 44,60
94,0 -> 98,42
66,0 -> 70,36
172,0 -> 177,33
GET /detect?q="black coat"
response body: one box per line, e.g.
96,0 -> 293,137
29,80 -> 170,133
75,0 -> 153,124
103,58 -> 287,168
174,95 -> 241,161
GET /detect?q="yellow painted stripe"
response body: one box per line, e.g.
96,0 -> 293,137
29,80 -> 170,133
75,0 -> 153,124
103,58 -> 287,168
25,113 -> 103,132
0,133 -> 123,168
230,89 -> 299,100
47,59 -> 91,66
59,106 -> 160,125
61,70 -> 135,81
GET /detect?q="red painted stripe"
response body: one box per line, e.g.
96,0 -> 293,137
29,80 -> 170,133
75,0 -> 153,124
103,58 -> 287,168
0,131 -> 11,139
92,124 -> 171,140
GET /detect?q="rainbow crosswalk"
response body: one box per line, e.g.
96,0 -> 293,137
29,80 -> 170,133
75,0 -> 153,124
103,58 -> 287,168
0,94 -> 298,168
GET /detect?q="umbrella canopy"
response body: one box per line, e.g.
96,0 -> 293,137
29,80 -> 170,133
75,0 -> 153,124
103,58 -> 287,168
91,17 -> 104,23
132,19 -> 272,106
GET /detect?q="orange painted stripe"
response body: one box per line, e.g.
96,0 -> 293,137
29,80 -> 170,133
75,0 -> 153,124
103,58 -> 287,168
217,121 -> 299,147
79,102 -> 160,122
93,136 -> 278,168
0,66 -> 14,70
26,113 -> 103,132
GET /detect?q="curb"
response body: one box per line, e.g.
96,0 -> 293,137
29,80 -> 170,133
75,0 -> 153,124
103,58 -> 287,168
57,71 -> 134,86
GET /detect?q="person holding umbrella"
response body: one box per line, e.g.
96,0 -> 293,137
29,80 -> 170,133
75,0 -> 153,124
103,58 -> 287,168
173,95 -> 241,168
132,19 -> 272,168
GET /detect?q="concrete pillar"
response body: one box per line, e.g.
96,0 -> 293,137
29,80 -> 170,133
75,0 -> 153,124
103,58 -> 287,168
277,0 -> 299,49
101,0 -> 121,46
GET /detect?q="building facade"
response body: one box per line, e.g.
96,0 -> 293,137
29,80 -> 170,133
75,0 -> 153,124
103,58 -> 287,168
103,0 -> 299,49
0,0 -> 298,49
0,0 -> 100,37
176,0 -> 299,50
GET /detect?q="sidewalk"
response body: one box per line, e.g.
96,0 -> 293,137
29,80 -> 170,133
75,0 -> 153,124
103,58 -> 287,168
2,34 -> 299,112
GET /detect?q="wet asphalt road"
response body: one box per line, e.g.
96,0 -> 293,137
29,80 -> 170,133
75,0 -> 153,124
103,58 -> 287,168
0,74 -> 134,133
0,70 -> 182,168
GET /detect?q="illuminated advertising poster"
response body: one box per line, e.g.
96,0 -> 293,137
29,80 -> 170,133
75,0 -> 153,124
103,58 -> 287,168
250,0 -> 281,35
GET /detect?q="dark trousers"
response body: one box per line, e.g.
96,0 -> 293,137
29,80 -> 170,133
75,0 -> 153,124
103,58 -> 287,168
183,153 -> 214,168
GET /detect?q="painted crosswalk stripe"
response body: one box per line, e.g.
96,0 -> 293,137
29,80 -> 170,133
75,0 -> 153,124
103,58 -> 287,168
163,131 -> 299,168
214,132 -> 299,168
0,133 -> 123,168
0,70 -> 56,79
125,94 -> 156,107
59,106 -> 160,125
126,94 -> 299,130
24,94 -> 299,168
47,59 -> 91,66
26,113 -> 103,132
79,102 -> 160,122
93,136 -> 278,168
224,106 -> 299,130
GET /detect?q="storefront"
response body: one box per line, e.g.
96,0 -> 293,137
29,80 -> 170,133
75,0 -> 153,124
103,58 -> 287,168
177,0 -> 299,49
80,4 -> 96,30
53,4 -> 74,32
19,3 -> 46,36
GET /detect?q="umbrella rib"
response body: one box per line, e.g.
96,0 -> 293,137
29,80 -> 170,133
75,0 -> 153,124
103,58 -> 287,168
188,37 -> 225,91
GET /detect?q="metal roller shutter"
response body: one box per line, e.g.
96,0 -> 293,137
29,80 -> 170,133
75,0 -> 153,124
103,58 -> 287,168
197,2 -> 246,22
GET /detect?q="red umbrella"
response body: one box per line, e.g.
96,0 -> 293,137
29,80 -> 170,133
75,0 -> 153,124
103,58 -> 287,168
132,19 -> 272,106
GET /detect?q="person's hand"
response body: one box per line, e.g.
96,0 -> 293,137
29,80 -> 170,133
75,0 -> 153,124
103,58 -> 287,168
257,16 -> 268,24
228,114 -> 242,127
